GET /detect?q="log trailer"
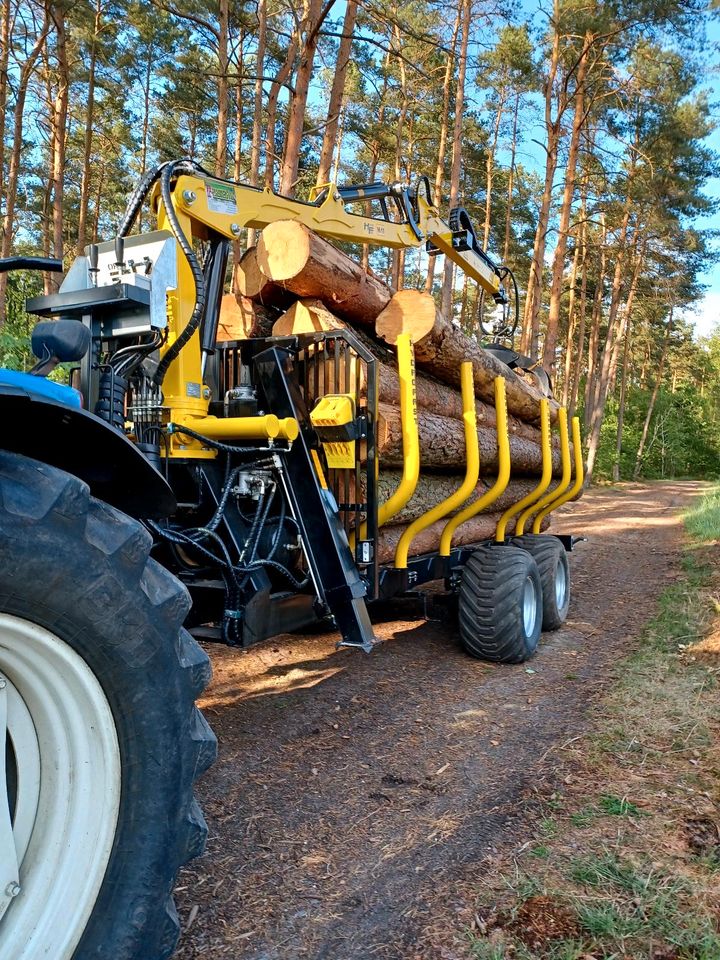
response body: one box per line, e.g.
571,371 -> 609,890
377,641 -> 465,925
0,157 -> 583,960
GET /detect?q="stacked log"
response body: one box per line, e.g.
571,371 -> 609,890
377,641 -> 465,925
217,220 -> 580,562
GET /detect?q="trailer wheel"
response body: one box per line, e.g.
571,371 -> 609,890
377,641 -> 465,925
458,545 -> 543,663
0,451 -> 216,960
511,534 -> 570,630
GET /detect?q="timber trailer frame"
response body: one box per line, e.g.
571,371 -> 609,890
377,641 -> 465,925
0,157 -> 583,960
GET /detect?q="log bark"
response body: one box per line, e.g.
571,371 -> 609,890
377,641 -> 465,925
255,220 -> 393,325
376,512 -> 551,565
236,246 -> 294,309
376,290 -> 555,424
377,403 -> 563,475
217,293 -> 276,341
274,298 -> 552,446
360,474 -> 542,525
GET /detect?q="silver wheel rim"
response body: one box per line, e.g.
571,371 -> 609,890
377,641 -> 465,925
522,576 -> 538,637
555,559 -> 568,609
0,613 -> 121,959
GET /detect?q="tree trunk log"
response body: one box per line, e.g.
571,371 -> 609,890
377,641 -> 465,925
256,220 -> 393,325
376,512 -> 551,565
355,474 -> 542,525
377,403 -> 563,475
217,293 -> 276,340
274,298 -> 551,445
376,290 -> 555,425
236,246 -> 294,309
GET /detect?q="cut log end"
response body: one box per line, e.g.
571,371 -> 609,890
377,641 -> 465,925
375,288 -> 438,345
256,219 -> 312,282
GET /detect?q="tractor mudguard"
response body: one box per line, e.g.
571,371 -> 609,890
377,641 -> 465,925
0,376 -> 175,518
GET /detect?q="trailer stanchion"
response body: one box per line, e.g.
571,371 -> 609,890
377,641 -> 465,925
352,333 -> 419,553
394,360 -> 479,569
440,376 -> 510,556
516,407 -> 571,536
510,412 -> 583,631
533,416 -> 584,529
495,398 -> 552,543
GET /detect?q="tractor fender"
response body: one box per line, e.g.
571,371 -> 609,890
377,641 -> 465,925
0,377 -> 175,518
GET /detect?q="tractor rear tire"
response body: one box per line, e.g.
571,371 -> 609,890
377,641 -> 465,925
0,451 -> 216,960
511,534 -> 570,631
458,545 -> 543,663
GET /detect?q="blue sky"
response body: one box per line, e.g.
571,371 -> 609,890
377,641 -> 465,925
685,13 -> 720,339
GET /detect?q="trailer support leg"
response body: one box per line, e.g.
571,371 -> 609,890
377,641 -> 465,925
254,345 -> 377,651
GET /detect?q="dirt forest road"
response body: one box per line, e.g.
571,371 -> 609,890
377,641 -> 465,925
174,481 -> 706,960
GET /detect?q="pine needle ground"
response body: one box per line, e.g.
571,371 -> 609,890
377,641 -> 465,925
462,488 -> 720,960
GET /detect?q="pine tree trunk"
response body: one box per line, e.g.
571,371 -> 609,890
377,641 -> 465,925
440,0 -> 471,318
279,0 -> 330,196
520,3 -> 562,357
583,213 -> 607,429
561,229 -> 582,407
585,205 -> 633,479
633,314 -> 672,479
49,5 -> 68,292
315,0 -> 357,187
246,0 -> 267,248
77,0 -> 101,255
214,0 -> 229,176
264,25 -> 299,189
503,93 -> 519,265
0,0 -> 11,205
568,176 -> 589,416
613,325 -> 631,482
482,93 -> 505,250
425,7 -> 460,294
390,24 -> 409,290
254,220 -> 393,323
0,9 -> 51,324
542,34 -> 589,376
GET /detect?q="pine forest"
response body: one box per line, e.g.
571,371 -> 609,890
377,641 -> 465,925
2,0 -> 719,482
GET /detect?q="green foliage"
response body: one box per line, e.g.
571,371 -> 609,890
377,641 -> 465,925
0,271 -> 43,371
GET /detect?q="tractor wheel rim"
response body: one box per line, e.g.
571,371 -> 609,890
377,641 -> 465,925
0,613 -> 121,959
522,576 -> 537,637
555,560 -> 568,609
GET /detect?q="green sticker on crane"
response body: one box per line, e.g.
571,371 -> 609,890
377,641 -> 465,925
205,180 -> 237,215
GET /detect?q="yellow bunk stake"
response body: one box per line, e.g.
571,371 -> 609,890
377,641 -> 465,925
495,399 -> 552,542
352,332 -> 419,548
533,416 -> 584,531
439,376 -> 510,557
394,361 -> 479,569
516,407 -> 570,535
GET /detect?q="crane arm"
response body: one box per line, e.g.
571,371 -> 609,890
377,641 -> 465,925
158,172 -> 505,302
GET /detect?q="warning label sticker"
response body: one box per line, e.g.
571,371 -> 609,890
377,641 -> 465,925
205,180 -> 238,215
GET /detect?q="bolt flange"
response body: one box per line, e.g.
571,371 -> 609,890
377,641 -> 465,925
5,882 -> 20,898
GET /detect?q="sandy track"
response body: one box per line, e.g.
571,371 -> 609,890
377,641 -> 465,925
174,481 -> 705,960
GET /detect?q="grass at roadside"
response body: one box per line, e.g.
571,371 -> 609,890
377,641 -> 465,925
463,489 -> 720,960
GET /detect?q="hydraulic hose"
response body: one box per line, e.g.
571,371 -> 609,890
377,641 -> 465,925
117,161 -> 170,238
153,160 -> 207,387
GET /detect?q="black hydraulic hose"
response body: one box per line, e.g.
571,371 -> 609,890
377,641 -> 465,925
247,483 -> 276,565
243,558 -> 309,590
153,160 -> 207,387
267,493 -> 286,562
117,161 -> 170,238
